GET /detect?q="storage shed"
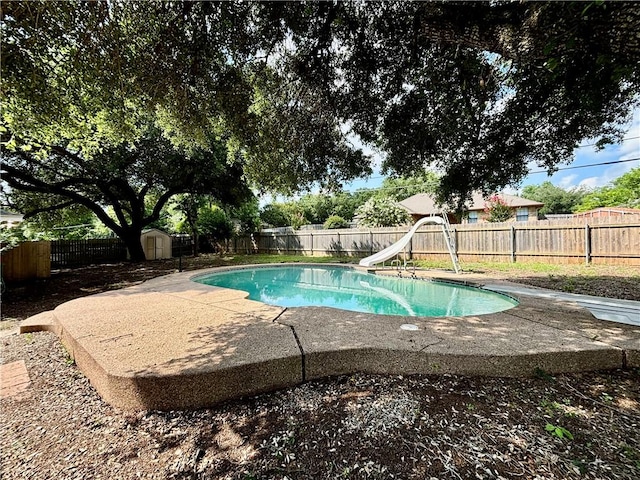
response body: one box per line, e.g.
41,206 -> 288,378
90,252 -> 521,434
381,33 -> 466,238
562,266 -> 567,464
141,229 -> 172,260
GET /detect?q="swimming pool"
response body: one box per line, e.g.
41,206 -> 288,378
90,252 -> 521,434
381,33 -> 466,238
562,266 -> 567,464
194,265 -> 518,317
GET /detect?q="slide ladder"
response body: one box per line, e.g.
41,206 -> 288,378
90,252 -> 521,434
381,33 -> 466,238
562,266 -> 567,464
440,213 -> 462,274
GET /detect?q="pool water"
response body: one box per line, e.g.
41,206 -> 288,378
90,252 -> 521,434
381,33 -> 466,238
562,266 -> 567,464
195,266 -> 518,317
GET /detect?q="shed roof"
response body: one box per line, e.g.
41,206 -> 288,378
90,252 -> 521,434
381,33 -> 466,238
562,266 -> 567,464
141,228 -> 171,236
399,192 -> 543,215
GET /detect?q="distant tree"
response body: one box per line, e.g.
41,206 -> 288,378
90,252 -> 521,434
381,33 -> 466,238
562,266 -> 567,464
298,194 -> 335,225
228,198 -> 261,236
9,202 -> 97,240
174,194 -> 207,255
323,215 -> 349,229
198,206 -> 233,252
355,197 -> 411,227
0,225 -> 27,251
574,168 -> 640,211
331,191 -> 376,221
484,195 -> 514,223
260,204 -> 290,228
283,203 -> 307,230
522,181 -> 587,216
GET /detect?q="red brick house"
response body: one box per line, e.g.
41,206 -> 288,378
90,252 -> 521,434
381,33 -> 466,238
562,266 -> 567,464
399,192 -> 543,224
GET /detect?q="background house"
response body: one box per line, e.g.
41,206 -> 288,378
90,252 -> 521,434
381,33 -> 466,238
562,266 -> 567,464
399,192 -> 543,224
0,209 -> 24,228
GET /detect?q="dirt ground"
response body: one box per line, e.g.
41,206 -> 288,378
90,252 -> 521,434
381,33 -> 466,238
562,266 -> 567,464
1,256 -> 639,479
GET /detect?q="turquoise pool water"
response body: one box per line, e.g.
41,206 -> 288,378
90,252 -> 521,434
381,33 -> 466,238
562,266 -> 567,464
195,266 -> 518,317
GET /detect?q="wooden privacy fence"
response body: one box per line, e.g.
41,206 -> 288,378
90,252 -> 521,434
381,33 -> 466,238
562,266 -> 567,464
248,216 -> 640,266
51,238 -> 128,268
1,241 -> 51,282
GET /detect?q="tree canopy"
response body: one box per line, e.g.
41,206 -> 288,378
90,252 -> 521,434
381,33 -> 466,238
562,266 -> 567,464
522,181 -> 588,216
2,0 -> 639,236
271,0 -> 639,205
0,1 -> 371,194
1,127 -> 250,260
574,168 -> 640,211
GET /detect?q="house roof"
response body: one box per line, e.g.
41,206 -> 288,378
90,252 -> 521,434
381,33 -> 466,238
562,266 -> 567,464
399,192 -> 543,215
0,210 -> 24,221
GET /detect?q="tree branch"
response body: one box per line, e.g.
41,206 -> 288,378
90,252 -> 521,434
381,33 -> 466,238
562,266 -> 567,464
1,163 -> 123,236
22,200 -> 76,219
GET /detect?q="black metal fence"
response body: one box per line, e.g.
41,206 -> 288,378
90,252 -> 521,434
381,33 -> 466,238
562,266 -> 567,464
50,236 -> 198,268
171,235 -> 193,257
51,238 -> 128,268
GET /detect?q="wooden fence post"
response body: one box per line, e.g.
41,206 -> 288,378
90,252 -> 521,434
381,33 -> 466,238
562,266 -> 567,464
510,225 -> 516,263
585,223 -> 591,264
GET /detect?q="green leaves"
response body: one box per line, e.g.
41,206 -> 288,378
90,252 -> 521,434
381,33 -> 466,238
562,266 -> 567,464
574,168 -> 640,211
483,195 -> 514,223
2,0 -> 638,205
355,196 -> 410,228
522,182 -> 587,216
545,423 -> 574,441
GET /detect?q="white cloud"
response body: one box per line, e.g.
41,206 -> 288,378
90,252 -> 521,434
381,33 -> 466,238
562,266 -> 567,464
578,177 -> 599,189
558,174 -> 578,189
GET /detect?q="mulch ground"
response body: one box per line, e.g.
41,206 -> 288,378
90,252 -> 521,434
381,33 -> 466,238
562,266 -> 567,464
1,332 -> 639,479
1,256 -> 639,479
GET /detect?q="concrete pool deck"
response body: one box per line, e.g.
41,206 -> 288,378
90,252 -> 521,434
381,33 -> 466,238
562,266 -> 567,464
20,264 -> 640,411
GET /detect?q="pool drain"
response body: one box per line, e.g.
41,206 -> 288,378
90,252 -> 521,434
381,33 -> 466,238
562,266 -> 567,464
400,324 -> 420,331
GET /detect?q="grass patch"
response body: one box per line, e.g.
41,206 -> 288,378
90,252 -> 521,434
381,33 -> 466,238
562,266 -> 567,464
222,254 -> 359,265
462,261 -> 563,274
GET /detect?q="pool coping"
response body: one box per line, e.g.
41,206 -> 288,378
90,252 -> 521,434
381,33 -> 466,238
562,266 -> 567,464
20,263 -> 640,411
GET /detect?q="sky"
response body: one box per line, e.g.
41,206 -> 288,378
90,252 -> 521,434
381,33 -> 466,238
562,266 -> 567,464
342,107 -> 640,196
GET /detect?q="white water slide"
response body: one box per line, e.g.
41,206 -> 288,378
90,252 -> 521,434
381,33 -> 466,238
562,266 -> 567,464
359,216 -> 461,273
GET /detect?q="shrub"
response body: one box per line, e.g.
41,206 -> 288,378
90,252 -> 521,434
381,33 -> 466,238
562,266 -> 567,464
484,195 -> 513,222
198,206 -> 233,241
323,215 -> 349,229
355,196 -> 411,227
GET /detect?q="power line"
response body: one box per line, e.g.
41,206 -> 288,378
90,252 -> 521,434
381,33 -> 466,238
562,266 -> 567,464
577,135 -> 639,148
344,157 -> 639,193
528,157 -> 639,175
350,157 -> 640,188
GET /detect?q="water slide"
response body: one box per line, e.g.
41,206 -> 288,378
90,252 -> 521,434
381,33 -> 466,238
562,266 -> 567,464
359,216 -> 446,267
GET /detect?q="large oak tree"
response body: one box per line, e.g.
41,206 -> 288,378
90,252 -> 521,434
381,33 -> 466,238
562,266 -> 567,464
2,128 -> 250,261
2,1 -> 639,237
266,1 -> 639,205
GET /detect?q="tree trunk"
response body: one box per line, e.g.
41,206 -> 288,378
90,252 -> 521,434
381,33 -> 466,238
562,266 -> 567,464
120,229 -> 147,262
192,230 -> 200,256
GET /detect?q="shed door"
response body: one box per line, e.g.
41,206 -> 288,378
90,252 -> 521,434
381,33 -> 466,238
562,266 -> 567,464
155,237 -> 164,259
145,236 -> 156,260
